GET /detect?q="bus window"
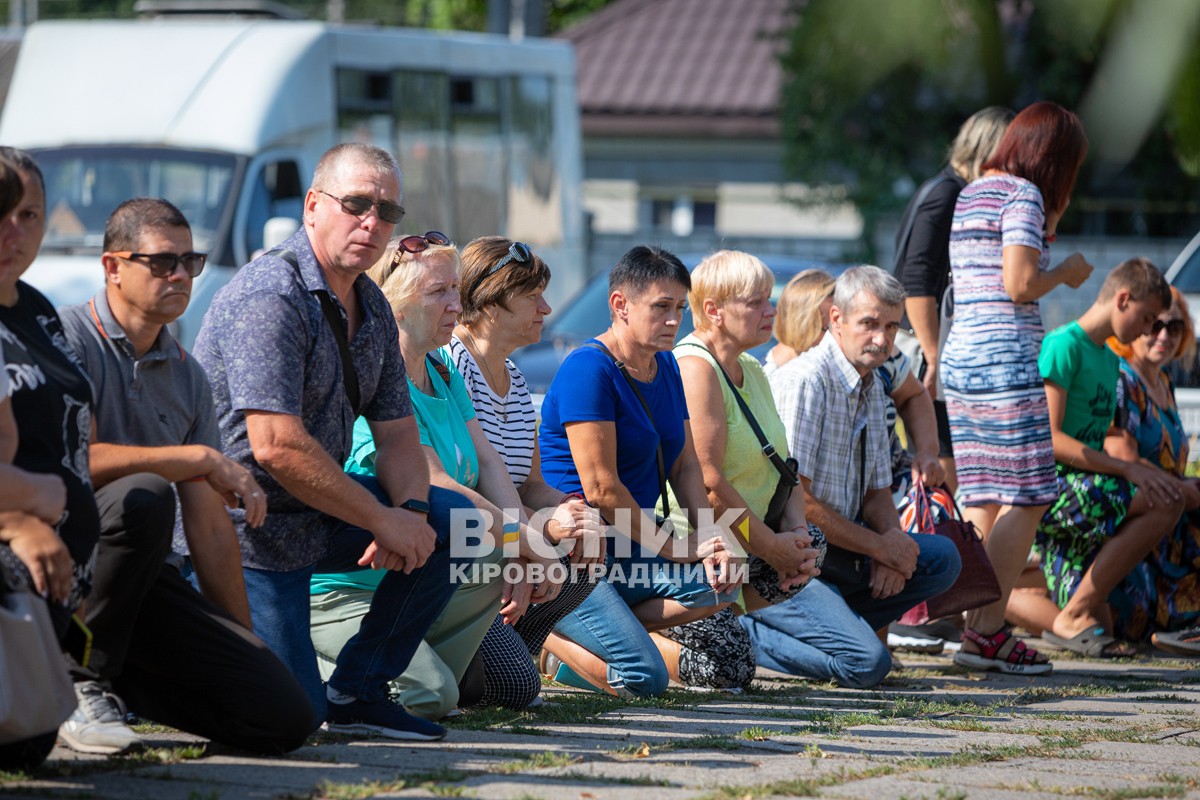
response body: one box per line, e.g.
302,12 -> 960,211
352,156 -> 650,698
450,76 -> 505,243
244,160 -> 303,258
507,74 -> 561,248
391,70 -> 452,236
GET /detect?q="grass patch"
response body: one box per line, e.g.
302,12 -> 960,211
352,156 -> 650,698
313,778 -> 410,800
1012,684 -> 1119,706
699,765 -> 896,799
307,768 -> 481,799
737,726 -> 782,741
927,718 -> 997,732
556,770 -> 673,786
493,751 -> 581,774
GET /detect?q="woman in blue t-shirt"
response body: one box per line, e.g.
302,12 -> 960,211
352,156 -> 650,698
539,245 -> 748,696
309,235 -> 574,719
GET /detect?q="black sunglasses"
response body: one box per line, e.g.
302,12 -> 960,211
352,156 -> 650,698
111,251 -> 207,278
397,231 -> 451,255
1151,319 -> 1186,337
319,190 -> 406,225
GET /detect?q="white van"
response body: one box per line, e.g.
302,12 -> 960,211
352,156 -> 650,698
0,18 -> 585,344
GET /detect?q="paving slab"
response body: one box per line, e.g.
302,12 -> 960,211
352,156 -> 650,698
4,652 -> 1200,799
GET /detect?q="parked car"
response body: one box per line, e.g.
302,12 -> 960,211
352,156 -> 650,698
511,254 -> 850,395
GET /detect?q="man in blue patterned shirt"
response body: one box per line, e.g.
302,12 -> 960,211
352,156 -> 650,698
195,143 -> 471,741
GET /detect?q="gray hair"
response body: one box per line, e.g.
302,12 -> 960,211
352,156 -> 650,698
312,142 -> 401,193
833,265 -> 906,316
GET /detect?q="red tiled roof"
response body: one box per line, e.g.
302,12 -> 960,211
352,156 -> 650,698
559,0 -> 793,136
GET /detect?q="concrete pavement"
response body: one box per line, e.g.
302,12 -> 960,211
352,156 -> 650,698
3,645 -> 1199,799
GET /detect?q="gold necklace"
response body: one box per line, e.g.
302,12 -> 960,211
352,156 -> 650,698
464,330 -> 509,422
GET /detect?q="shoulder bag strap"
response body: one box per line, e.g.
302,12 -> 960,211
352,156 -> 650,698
274,248 -> 361,416
583,341 -> 670,519
676,341 -> 798,486
426,351 -> 454,387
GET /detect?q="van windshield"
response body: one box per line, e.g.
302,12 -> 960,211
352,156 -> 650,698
31,146 -> 238,256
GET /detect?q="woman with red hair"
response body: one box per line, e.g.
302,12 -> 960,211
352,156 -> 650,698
941,101 -> 1094,674
1106,287 -> 1200,654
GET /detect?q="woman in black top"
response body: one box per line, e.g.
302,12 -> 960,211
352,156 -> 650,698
894,106 -> 1013,492
0,148 -> 98,624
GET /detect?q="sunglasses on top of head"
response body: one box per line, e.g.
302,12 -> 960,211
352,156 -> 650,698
110,251 -> 207,278
397,231 -> 451,255
319,190 -> 406,225
485,242 -> 532,279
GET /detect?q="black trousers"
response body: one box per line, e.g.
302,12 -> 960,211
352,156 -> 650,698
87,474 -> 313,754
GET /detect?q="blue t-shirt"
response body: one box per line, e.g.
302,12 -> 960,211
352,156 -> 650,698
539,340 -> 688,510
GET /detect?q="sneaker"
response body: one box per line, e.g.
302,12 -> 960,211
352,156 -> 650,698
887,622 -> 946,654
325,696 -> 446,741
915,618 -> 965,652
58,681 -> 143,755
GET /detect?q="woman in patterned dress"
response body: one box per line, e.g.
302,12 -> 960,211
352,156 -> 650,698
940,101 -> 1093,674
1107,287 -> 1200,653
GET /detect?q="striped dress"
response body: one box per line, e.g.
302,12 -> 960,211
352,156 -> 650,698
940,174 -> 1058,507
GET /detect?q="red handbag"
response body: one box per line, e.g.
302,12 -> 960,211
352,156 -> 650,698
899,478 -> 1001,624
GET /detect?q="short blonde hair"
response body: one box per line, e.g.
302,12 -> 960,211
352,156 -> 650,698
688,250 -> 774,332
367,240 -> 461,315
774,269 -> 835,353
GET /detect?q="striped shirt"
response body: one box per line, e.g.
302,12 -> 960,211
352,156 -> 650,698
449,335 -> 536,486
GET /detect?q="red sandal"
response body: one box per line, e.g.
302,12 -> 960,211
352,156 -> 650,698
953,625 -> 1053,675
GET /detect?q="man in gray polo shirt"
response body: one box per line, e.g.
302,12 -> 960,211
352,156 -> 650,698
57,198 -> 312,756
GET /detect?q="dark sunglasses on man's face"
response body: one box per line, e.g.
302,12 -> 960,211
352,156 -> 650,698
111,251 -> 207,278
397,231 -> 451,255
319,190 -> 406,225
1150,319 -> 1186,337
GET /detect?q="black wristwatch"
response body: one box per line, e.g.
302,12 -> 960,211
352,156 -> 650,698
399,498 -> 431,515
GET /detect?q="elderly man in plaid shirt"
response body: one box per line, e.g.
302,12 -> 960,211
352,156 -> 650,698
740,266 -> 960,688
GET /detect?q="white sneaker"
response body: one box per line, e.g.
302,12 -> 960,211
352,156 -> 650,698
59,681 -> 142,755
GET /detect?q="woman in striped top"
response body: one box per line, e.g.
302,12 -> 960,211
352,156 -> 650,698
452,236 -> 604,705
940,101 -> 1093,675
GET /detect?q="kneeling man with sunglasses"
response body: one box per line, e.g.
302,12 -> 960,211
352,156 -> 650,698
57,197 -> 313,756
192,142 -> 471,742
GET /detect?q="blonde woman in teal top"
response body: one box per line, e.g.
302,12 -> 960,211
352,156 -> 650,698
310,236 -> 561,718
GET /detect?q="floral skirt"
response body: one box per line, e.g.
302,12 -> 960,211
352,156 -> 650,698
1035,465 -> 1134,607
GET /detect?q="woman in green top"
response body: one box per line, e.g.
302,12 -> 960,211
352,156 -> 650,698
672,251 -> 824,606
310,235 -> 565,719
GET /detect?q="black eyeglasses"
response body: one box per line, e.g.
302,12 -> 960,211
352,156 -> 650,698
1151,319 -> 1186,337
484,242 -> 531,280
319,190 -> 406,225
397,231 -> 451,255
111,251 -> 207,278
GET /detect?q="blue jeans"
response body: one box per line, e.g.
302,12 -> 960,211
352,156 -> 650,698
550,548 -> 738,697
740,532 -> 960,689
243,477 -> 473,720
610,549 -> 739,609
551,578 -> 669,697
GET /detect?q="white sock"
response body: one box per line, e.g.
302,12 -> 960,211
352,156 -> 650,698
326,685 -> 356,705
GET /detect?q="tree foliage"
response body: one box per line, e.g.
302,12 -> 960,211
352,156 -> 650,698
25,0 -> 610,32
779,0 -> 1200,249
